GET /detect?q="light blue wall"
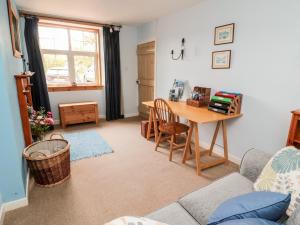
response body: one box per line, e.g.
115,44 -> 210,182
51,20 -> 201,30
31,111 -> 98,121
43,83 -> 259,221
0,0 -> 27,202
0,193 -> 2,208
137,0 -> 300,160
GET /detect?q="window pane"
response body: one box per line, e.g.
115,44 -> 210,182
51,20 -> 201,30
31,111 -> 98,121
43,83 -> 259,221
39,26 -> 69,50
43,54 -> 70,85
74,56 -> 96,84
70,30 -> 96,52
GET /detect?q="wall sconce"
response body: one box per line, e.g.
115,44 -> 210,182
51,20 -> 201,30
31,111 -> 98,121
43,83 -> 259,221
171,38 -> 185,60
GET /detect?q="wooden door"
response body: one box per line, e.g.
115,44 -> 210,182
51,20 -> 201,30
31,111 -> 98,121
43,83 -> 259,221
137,41 -> 155,118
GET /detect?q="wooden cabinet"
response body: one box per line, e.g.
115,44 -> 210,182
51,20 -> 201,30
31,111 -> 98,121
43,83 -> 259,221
287,109 -> 300,148
59,102 -> 99,128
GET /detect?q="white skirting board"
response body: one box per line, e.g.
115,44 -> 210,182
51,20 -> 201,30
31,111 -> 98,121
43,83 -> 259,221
124,113 -> 139,118
100,113 -> 139,118
0,171 -> 30,225
100,113 -> 139,119
54,113 -> 139,125
199,140 -> 241,165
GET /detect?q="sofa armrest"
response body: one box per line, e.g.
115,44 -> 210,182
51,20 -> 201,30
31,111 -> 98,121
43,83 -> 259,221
239,148 -> 272,182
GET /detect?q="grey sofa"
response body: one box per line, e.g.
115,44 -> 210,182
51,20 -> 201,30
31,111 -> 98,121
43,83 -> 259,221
147,149 -> 299,225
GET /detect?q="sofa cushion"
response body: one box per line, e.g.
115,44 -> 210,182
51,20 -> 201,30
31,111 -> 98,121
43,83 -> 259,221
207,192 -> 291,225
178,173 -> 253,225
147,202 -> 199,225
217,218 -> 283,225
105,216 -> 168,225
239,149 -> 272,182
254,146 -> 300,216
286,204 -> 300,225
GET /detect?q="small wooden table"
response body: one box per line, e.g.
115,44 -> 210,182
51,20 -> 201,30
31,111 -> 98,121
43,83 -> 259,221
59,102 -> 99,128
143,100 -> 242,175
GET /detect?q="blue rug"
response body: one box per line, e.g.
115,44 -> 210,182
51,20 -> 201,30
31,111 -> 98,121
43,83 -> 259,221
63,131 -> 113,161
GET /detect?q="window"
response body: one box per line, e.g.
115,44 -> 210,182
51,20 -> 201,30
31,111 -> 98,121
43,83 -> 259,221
38,20 -> 102,91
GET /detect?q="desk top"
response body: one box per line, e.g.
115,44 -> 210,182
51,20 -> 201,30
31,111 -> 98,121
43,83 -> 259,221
143,100 -> 242,124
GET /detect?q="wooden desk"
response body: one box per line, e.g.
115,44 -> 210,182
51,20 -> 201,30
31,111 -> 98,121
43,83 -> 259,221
143,100 -> 242,175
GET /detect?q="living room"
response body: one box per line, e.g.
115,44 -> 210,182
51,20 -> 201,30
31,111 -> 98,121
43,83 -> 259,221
1,0 -> 300,225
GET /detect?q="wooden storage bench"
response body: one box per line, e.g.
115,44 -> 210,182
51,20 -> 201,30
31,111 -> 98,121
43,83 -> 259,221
59,102 -> 99,128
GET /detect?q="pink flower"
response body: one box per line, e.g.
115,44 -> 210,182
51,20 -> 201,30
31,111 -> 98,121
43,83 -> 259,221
47,112 -> 53,118
44,117 -> 54,125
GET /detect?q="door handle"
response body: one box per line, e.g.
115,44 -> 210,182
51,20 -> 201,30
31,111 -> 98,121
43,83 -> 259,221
136,80 -> 141,85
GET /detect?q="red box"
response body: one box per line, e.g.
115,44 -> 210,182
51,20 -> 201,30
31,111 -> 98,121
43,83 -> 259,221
141,120 -> 156,138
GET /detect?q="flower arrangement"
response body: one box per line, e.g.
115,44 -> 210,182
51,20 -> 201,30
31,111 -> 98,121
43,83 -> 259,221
28,107 -> 54,141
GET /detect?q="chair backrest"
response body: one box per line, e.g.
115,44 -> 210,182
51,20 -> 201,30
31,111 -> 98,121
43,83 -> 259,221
154,98 -> 175,124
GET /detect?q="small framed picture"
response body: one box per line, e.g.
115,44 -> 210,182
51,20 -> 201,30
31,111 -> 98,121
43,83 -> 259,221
214,23 -> 235,45
212,50 -> 231,69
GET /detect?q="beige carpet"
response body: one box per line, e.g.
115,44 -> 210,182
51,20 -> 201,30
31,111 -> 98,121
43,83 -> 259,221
4,117 -> 238,225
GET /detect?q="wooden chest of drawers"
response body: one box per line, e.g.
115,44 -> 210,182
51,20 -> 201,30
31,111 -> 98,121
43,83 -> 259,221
59,102 -> 99,128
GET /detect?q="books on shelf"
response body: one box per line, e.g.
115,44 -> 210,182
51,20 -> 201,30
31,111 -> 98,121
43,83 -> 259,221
211,96 -> 232,104
208,106 -> 228,114
209,101 -> 230,110
215,92 -> 236,99
208,91 -> 242,115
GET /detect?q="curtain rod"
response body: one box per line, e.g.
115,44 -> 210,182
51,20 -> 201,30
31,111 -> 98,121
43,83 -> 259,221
19,10 -> 122,28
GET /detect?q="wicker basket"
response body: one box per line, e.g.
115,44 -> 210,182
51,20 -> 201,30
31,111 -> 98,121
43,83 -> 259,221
23,133 -> 71,187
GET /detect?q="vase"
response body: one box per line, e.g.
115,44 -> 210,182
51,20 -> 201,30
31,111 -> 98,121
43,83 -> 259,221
32,133 -> 45,142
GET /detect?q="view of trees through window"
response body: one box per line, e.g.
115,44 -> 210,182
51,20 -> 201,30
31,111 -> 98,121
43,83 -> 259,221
38,23 -> 100,86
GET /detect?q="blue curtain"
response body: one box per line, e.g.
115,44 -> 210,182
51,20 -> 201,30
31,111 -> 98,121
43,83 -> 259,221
24,16 -> 51,112
103,27 -> 124,121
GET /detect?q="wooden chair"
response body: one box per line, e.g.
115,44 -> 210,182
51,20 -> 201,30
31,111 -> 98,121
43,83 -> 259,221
154,98 -> 190,161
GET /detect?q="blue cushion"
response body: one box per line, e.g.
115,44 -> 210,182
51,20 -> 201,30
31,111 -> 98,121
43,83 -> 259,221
207,192 -> 291,225
218,218 -> 283,225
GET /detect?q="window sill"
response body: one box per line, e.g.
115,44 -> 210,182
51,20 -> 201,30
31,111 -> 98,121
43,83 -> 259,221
48,85 -> 104,92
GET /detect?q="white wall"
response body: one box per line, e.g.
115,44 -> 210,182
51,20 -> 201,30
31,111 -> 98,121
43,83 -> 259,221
120,26 -> 139,117
137,0 -> 300,159
50,25 -> 138,121
49,90 -> 106,120
137,21 -> 157,44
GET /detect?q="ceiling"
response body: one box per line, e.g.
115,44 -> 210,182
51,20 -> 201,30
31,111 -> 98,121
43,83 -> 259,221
16,0 -> 202,25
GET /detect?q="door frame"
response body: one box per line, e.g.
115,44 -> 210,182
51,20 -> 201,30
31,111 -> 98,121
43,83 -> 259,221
137,40 -> 156,117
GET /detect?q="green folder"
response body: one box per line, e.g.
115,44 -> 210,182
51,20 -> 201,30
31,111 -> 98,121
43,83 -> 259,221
211,96 -> 232,104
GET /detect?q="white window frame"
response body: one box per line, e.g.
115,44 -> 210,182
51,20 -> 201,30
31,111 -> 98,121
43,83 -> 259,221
38,20 -> 102,91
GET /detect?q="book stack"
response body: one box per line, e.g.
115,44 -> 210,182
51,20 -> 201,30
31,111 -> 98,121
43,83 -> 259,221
208,91 -> 242,115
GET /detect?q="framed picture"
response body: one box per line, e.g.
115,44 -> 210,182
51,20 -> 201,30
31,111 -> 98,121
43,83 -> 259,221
212,50 -> 231,69
214,23 -> 235,45
7,0 -> 22,58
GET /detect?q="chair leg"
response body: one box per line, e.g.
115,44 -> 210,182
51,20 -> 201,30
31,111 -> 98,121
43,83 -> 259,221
169,135 -> 175,161
189,143 -> 192,155
155,132 -> 162,151
185,131 -> 193,158
182,131 -> 192,163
